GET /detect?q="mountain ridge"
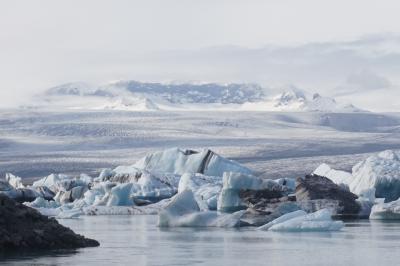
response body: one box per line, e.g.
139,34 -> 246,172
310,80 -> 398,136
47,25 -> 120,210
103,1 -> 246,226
30,80 -> 364,112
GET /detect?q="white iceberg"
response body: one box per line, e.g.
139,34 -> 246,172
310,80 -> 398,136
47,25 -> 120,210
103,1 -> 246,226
131,148 -> 252,177
351,150 -> 400,202
106,183 -> 134,206
32,173 -> 91,201
24,197 -> 60,208
131,172 -> 179,199
178,173 -> 222,210
313,150 -> 400,202
158,190 -> 244,227
5,173 -> 25,189
85,171 -> 179,207
261,209 -> 344,232
370,198 -> 400,220
56,208 -> 83,219
258,210 -> 307,231
313,163 -> 353,189
23,197 -> 62,216
32,173 -> 71,193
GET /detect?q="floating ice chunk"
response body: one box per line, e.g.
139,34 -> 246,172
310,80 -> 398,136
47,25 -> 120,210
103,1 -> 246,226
96,168 -> 115,181
24,197 -> 61,217
161,210 -> 245,228
258,210 -> 307,231
56,209 -> 82,219
275,178 -> 296,192
0,180 -> 17,199
158,190 -> 243,227
83,187 -> 105,206
79,173 -> 93,184
33,173 -> 91,197
370,198 -> 400,220
351,150 -> 400,201
24,197 -> 60,208
132,148 -> 252,176
265,209 -> 344,232
105,167 -> 180,201
106,183 -> 134,206
55,185 -> 88,204
133,172 -> 178,199
217,172 -> 283,212
159,190 -> 199,220
35,207 -> 62,217
178,173 -> 222,210
5,173 -> 24,189
0,187 -> 41,202
354,188 -> 376,217
83,199 -> 171,215
32,174 -> 70,192
313,163 -> 353,188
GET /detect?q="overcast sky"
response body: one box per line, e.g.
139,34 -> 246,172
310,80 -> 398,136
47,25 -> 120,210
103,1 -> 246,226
1,0 -> 400,110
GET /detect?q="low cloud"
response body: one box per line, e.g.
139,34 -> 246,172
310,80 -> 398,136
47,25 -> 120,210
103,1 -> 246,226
346,69 -> 391,90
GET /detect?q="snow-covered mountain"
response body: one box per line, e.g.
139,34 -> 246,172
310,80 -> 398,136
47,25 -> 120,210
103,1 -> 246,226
29,81 -> 363,112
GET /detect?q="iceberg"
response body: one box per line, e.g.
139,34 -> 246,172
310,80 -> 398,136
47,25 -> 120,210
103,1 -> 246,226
131,148 -> 252,176
56,209 -> 83,219
106,183 -> 134,206
351,150 -> 400,202
313,163 -> 353,189
83,199 -> 170,215
5,173 -> 25,189
158,190 -> 244,227
217,172 -> 283,212
258,210 -> 307,231
178,173 -> 222,210
32,174 -> 71,193
24,197 -> 60,208
275,178 -> 296,192
263,209 -> 344,232
314,150 -> 400,202
0,185 -> 41,203
370,198 -> 400,220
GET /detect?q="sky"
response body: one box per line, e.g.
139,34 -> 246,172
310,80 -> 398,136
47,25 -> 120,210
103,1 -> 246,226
1,0 -> 400,111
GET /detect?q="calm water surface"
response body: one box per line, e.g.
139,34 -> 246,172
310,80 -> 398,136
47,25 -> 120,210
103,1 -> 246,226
2,215 -> 400,266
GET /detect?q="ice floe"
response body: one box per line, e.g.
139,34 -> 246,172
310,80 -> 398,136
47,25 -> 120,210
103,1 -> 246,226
370,198 -> 400,220
158,190 -> 244,227
260,209 -> 344,232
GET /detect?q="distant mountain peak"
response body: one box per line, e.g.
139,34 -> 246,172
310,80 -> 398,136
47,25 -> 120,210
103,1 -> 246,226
34,80 -> 364,112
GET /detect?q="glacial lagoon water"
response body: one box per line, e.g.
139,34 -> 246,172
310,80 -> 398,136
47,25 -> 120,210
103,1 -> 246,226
2,215 -> 400,266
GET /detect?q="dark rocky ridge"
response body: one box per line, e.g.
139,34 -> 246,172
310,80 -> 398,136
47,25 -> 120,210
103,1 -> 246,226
0,195 -> 99,251
295,174 -> 360,216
